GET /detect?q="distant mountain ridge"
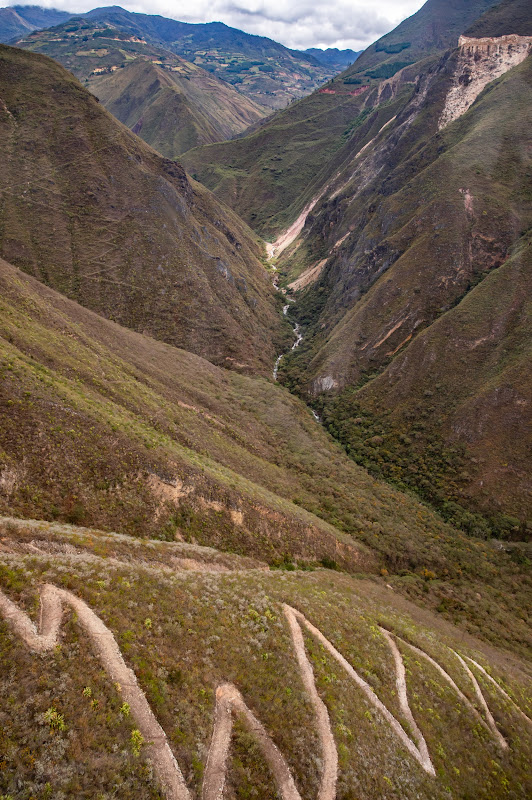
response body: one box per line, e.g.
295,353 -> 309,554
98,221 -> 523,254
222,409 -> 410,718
16,17 -> 268,158
0,4 -> 70,41
1,5 -> 338,109
305,47 -> 361,69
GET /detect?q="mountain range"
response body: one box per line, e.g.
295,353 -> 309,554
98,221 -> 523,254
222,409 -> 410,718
14,16 -> 268,158
1,5 -> 337,109
305,47 -> 362,69
0,1 -> 531,797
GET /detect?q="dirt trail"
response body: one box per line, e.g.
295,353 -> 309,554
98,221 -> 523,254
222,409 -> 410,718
453,651 -> 507,749
299,613 -> 436,774
202,683 -> 301,800
379,628 -> 432,770
397,635 -> 506,747
0,584 -> 192,800
284,606 -> 338,800
0,584 -> 522,798
464,656 -> 532,728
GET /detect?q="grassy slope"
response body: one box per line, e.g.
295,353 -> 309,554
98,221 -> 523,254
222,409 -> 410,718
0,256 -> 531,656
0,521 -> 530,798
92,58 -> 266,158
465,0 -> 532,36
16,19 -> 268,158
355,235 -> 532,519
289,53 -> 532,382
181,90 -> 380,238
0,43 -> 285,376
347,0 -> 499,77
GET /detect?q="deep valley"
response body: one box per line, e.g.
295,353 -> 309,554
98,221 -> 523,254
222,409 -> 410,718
0,1 -> 531,798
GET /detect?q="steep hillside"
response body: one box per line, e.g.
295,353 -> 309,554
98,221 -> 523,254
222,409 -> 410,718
16,18 -> 267,158
181,0 -> 502,238
81,5 -> 335,110
348,0 -> 500,78
0,43 -> 284,375
182,86 -> 393,237
0,4 -> 71,42
93,58 -> 265,158
2,255 -> 531,652
0,520 -> 530,798
337,234 -> 532,525
465,0 -> 532,36
275,29 -> 532,528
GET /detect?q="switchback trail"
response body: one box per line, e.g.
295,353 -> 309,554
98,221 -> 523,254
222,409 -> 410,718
1,586 -> 528,799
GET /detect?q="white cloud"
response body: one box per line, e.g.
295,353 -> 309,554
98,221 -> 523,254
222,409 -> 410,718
4,0 -> 426,50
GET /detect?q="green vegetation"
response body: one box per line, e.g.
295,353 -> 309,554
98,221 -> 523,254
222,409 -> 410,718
465,0 -> 532,36
277,51 -> 532,527
182,90 -> 383,237
0,4 -> 531,796
16,7 -> 336,111
1,253 -> 531,656
316,389 -> 530,541
0,525 -> 531,796
365,61 -> 414,79
375,41 -> 411,54
345,0 -> 499,79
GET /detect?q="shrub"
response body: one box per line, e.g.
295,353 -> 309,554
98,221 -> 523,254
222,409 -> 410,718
44,707 -> 66,732
130,729 -> 144,757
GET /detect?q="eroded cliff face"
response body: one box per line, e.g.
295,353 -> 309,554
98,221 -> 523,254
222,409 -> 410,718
439,34 -> 532,128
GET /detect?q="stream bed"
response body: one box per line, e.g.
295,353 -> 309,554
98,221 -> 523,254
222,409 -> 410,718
273,301 -> 302,380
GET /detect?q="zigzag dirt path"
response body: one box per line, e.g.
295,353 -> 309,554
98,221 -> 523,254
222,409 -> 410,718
1,585 -> 529,799
0,583 -> 191,799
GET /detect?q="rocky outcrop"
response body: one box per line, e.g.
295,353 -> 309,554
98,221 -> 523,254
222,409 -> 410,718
439,34 -> 532,128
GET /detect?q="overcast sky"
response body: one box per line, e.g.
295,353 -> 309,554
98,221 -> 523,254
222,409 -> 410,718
5,1 -> 426,50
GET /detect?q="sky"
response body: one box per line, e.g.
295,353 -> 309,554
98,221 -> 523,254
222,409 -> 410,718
4,1 -> 427,50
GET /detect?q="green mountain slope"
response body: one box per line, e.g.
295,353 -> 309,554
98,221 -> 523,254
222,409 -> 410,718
348,0 -> 499,78
465,0 -> 532,36
1,255 -> 530,654
274,21 -> 532,528
349,235 -> 532,523
182,0 -> 532,528
81,5 -> 335,110
0,43 -> 284,375
16,18 -> 268,158
93,58 -> 266,158
0,4 -> 71,42
182,87 -> 388,237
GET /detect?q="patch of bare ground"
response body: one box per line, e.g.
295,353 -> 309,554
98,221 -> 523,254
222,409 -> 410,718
288,259 -> 328,292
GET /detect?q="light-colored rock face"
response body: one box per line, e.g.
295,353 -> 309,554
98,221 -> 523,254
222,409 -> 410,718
314,375 -> 339,393
439,35 -> 532,129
